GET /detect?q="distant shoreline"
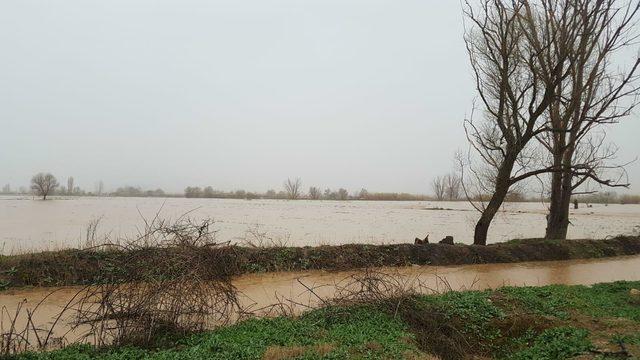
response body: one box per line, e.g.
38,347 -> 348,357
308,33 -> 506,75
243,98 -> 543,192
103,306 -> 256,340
2,194 -> 640,204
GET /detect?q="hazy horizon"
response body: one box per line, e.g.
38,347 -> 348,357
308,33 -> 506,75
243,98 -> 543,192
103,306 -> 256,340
2,0 -> 639,195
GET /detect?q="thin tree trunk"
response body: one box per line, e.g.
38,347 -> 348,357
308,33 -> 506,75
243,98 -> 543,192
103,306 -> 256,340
474,155 -> 516,245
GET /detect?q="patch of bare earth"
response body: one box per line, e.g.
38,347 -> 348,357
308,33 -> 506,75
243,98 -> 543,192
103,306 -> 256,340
567,314 -> 640,359
262,343 -> 336,360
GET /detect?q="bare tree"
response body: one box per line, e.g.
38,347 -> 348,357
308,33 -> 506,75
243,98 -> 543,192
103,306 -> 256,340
96,180 -> 104,196
444,173 -> 461,200
67,176 -> 74,196
184,186 -> 203,198
324,188 -> 336,200
337,188 -> 349,200
308,186 -> 321,200
463,0 -> 573,245
358,188 -> 369,200
536,0 -> 640,239
31,173 -> 59,200
284,178 -> 302,200
431,176 -> 446,201
203,186 -> 215,198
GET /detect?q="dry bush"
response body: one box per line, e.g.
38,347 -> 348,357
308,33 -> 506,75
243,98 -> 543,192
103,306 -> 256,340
329,269 -> 426,307
70,217 -> 245,347
239,225 -> 290,248
82,216 -> 114,249
292,269 -> 478,360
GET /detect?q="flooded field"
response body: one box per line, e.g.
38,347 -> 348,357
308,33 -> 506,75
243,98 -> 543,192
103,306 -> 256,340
2,255 -> 640,346
1,196 -> 639,254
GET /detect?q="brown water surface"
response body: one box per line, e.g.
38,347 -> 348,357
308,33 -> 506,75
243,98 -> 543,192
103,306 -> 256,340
2,196 -> 639,253
2,255 -> 639,347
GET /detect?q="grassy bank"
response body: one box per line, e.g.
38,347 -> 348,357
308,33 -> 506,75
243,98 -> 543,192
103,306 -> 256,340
8,280 -> 640,359
2,236 -> 640,289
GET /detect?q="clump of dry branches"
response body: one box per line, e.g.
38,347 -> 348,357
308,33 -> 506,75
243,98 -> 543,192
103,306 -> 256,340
70,217 -> 245,347
289,269 -> 478,360
239,225 -> 290,248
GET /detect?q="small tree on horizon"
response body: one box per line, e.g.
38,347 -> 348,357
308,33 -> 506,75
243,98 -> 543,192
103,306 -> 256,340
31,173 -> 59,200
337,188 -> 349,200
445,173 -> 461,200
67,176 -> 74,195
308,186 -> 321,200
96,180 -> 104,196
358,188 -> 369,200
431,176 -> 446,201
284,178 -> 302,200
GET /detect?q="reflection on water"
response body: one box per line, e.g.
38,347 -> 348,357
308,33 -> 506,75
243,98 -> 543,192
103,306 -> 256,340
1,196 -> 639,253
2,255 -> 640,345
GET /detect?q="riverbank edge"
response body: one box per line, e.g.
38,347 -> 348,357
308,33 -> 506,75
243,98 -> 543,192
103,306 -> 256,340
1,235 -> 640,289
6,280 -> 640,359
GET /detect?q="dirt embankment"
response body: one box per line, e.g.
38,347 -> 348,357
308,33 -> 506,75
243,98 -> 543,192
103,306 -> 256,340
1,236 -> 640,289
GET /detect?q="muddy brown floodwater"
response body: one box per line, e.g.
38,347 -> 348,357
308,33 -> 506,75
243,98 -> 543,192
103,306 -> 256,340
1,196 -> 640,254
2,255 -> 640,346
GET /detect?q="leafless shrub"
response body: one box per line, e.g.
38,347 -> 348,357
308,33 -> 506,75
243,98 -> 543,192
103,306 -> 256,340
245,293 -> 300,319
83,216 -> 114,249
239,225 -> 290,248
291,269 -> 479,359
70,217 -> 245,347
329,269 -> 426,306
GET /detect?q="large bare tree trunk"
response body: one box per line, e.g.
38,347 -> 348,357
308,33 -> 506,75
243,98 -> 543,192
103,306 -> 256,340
545,100 -> 571,239
546,180 -> 572,239
546,176 -> 565,238
545,175 -> 572,239
546,142 -> 575,239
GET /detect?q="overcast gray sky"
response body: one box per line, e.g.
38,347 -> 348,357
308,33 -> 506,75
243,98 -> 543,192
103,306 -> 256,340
1,0 -> 638,194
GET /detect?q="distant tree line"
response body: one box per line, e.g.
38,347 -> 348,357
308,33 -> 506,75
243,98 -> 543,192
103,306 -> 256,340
9,172 -> 639,203
184,178 -> 432,201
7,173 -> 173,200
576,192 -> 640,205
185,186 -> 260,199
111,186 -> 167,198
0,184 -> 29,195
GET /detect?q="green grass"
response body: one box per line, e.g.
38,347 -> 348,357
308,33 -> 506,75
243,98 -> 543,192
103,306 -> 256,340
9,281 -> 640,360
9,307 -> 418,360
506,327 -> 592,360
499,281 -> 640,320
